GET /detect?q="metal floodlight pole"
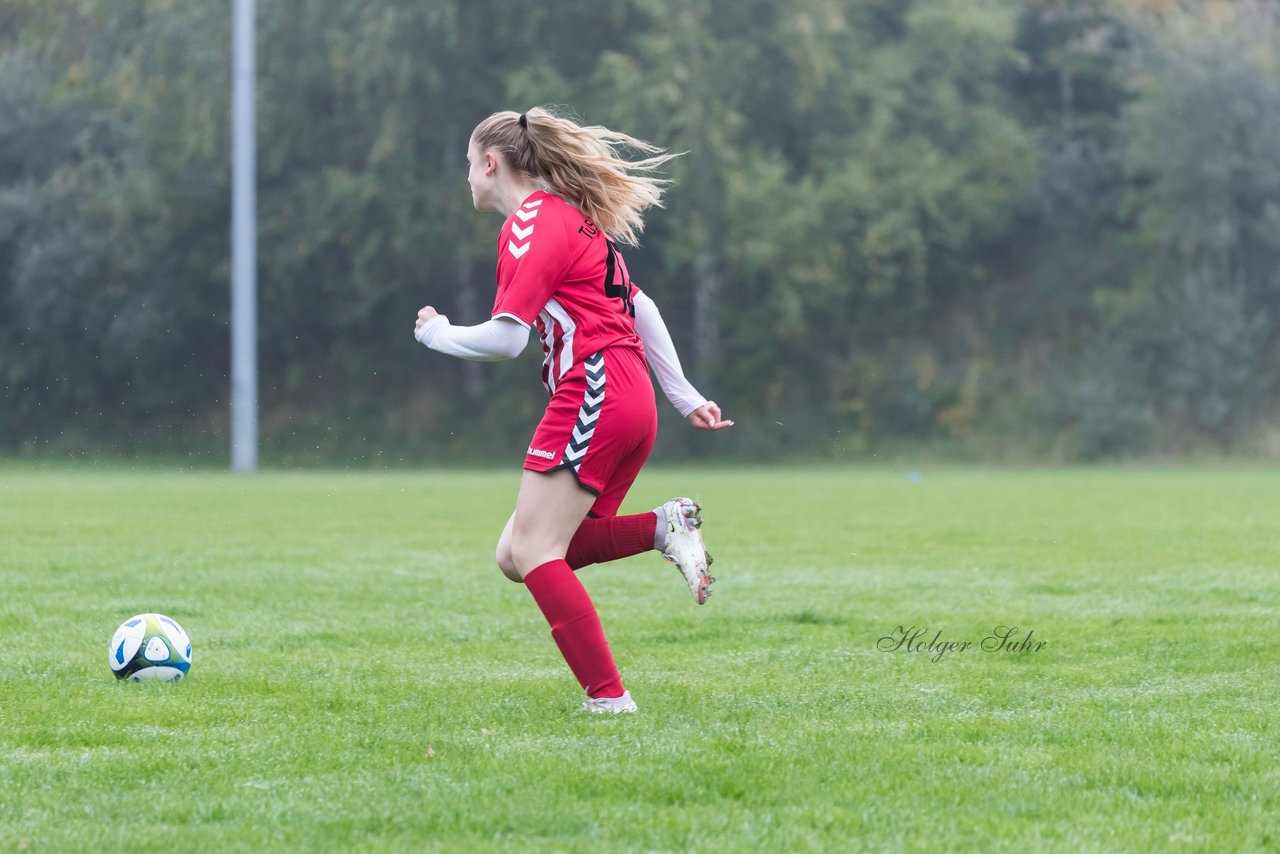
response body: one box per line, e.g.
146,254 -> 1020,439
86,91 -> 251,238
231,0 -> 258,472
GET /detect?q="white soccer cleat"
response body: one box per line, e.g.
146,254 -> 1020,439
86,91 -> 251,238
657,497 -> 715,604
581,690 -> 638,714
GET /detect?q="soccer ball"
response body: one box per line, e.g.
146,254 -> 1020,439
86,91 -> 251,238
108,613 -> 192,681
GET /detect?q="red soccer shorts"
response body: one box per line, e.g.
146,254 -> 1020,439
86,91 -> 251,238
524,346 -> 657,517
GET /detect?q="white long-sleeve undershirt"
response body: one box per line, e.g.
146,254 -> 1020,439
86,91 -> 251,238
415,293 -> 708,417
414,315 -> 528,361
631,291 -> 708,418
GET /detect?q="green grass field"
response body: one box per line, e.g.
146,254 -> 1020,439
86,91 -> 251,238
1,465 -> 1277,852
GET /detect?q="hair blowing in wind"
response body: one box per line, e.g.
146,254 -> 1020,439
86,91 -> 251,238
471,107 -> 680,247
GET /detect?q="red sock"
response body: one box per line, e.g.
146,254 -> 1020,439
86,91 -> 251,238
565,513 -> 656,570
524,559 -> 625,699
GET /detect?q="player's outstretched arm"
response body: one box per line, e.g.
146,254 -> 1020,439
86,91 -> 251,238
413,306 -> 529,361
632,291 -> 733,431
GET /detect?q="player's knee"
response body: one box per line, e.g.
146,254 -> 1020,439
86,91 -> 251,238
495,542 -> 522,583
509,533 -> 555,579
509,540 -> 535,577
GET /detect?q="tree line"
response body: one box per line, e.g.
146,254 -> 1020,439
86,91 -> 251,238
2,0 -> 1278,463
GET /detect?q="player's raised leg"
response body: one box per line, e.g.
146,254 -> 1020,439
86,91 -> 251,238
555,502 -> 716,605
497,508 -> 665,580
562,512 -> 655,570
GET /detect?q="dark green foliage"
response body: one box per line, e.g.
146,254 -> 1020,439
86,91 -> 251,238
1071,2 -> 1280,456
1,0 -> 1278,460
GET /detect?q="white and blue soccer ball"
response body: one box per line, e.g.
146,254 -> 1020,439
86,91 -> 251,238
108,613 -> 192,681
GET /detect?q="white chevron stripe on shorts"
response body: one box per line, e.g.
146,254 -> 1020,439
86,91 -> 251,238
562,352 -> 605,472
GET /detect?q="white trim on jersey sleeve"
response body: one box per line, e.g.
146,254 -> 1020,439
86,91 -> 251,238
491,311 -> 531,330
415,315 -> 529,361
632,291 -> 709,418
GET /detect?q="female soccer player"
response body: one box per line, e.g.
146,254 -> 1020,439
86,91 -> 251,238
413,107 -> 731,714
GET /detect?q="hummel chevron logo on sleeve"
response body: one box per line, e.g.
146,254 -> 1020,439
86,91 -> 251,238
508,200 -> 542,258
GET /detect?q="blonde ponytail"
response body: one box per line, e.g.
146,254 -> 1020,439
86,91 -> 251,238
471,107 -> 678,247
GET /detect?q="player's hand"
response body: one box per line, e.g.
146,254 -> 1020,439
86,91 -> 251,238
415,305 -> 444,336
687,401 -> 733,431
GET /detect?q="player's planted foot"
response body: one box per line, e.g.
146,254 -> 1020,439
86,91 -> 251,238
581,690 -> 638,714
655,497 -> 715,604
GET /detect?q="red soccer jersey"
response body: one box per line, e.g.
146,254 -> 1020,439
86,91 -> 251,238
490,190 -> 644,393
